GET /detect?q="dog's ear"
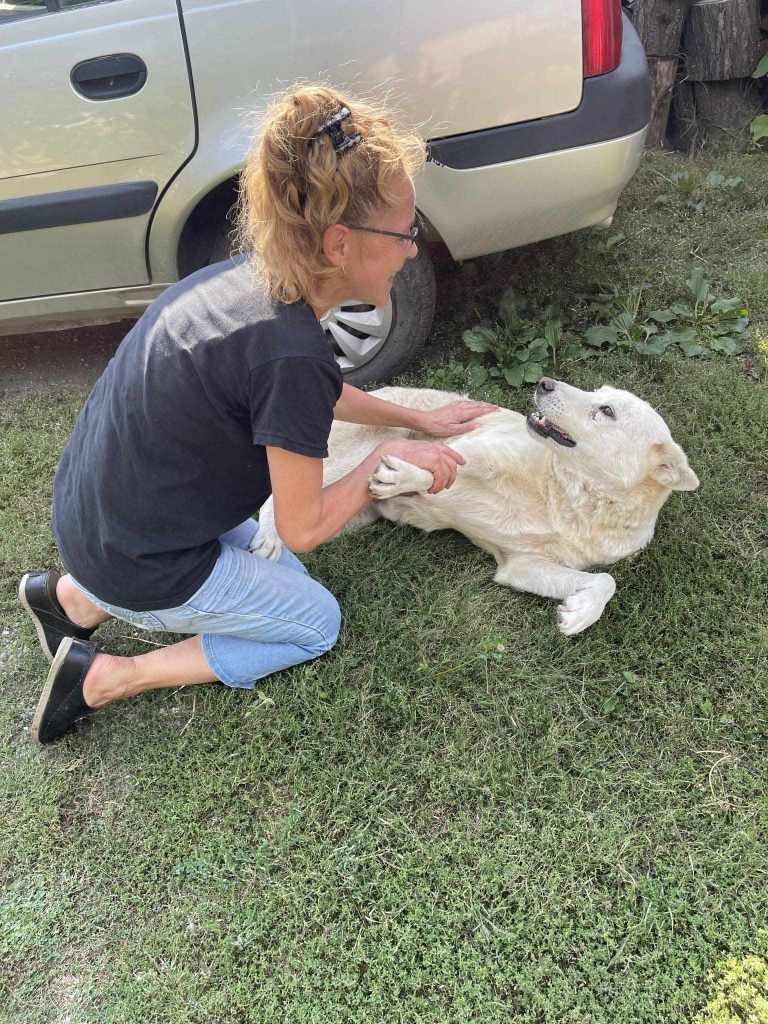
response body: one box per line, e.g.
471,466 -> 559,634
648,441 -> 700,491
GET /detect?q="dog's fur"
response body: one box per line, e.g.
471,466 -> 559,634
255,379 -> 699,634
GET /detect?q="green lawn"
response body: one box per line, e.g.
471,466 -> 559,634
1,149 -> 766,1024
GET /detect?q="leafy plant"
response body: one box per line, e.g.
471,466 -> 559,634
460,288 -> 560,388
704,171 -> 744,189
600,671 -> 640,718
751,114 -> 768,145
428,358 -> 505,404
583,280 -> 661,351
434,269 -> 750,398
583,270 -> 749,359
595,231 -> 626,254
479,635 -> 507,664
428,288 -> 592,396
654,168 -> 743,214
751,53 -> 768,144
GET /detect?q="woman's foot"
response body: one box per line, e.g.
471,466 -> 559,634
30,638 -> 98,743
55,574 -> 113,631
30,634 -> 219,743
19,570 -> 105,663
30,639 -> 141,743
81,651 -> 138,708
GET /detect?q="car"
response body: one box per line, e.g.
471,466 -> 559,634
0,0 -> 650,384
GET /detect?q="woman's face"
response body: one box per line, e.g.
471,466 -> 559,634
344,176 -> 419,308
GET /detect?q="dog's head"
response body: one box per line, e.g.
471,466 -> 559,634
527,378 -> 699,492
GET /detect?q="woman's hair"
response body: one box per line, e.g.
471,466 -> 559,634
236,83 -> 426,305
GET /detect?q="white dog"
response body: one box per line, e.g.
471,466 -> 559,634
254,378 -> 699,635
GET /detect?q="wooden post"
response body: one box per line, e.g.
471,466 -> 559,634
683,0 -> 761,80
632,0 -> 692,146
680,0 -> 764,144
692,79 -> 765,142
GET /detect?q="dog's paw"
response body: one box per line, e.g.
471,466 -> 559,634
557,574 -> 616,636
369,455 -> 433,500
249,529 -> 283,562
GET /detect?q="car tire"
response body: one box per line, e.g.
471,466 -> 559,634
208,228 -> 436,386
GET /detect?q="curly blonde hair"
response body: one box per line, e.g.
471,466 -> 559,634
236,83 -> 426,306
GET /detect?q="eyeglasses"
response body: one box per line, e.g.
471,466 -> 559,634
344,223 -> 419,244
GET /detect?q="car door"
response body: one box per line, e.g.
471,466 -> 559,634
0,0 -> 195,302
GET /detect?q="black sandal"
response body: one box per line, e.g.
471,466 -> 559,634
30,637 -> 98,744
19,570 -> 97,663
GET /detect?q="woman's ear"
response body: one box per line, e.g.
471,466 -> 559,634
648,440 -> 700,491
321,223 -> 351,270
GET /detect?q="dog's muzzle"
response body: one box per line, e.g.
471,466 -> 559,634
526,412 -> 576,448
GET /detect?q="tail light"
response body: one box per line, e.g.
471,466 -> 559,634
582,0 -> 623,77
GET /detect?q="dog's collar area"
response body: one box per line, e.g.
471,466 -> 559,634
526,412 -> 576,448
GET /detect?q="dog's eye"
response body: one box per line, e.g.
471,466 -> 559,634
599,405 -> 615,418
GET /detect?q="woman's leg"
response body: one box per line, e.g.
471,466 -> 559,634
83,636 -> 215,707
55,517 -> 304,629
69,539 -> 341,708
57,575 -> 113,629
52,581 -> 216,706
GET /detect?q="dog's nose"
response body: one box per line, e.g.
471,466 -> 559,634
538,377 -> 557,393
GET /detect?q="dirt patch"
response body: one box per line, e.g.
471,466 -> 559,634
0,321 -> 137,397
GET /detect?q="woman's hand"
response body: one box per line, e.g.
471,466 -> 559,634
379,438 -> 465,494
416,400 -> 498,438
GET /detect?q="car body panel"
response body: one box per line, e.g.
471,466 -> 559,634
428,16 -> 650,169
0,0 -> 650,337
180,0 -> 584,135
0,282 -> 168,337
0,0 -> 195,301
147,0 -> 584,283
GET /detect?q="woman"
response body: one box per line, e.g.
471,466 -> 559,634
20,84 -> 495,744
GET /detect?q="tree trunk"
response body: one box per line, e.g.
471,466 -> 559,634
692,78 -> 764,141
683,0 -> 761,81
632,0 -> 692,145
633,0 -> 692,53
646,58 -> 681,145
668,77 -> 697,150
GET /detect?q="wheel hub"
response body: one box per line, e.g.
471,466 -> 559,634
321,298 -> 394,373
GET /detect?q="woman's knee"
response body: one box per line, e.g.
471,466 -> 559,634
313,588 -> 341,653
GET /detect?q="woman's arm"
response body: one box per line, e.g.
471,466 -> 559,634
266,439 -> 465,553
333,383 -> 496,436
332,383 -> 423,429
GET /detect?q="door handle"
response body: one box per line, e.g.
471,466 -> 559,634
71,54 -> 148,100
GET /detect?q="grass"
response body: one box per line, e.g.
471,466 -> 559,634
1,148 -> 767,1024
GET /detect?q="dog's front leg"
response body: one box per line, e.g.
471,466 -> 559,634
368,455 -> 434,499
253,491 -> 384,561
251,496 -> 284,561
494,558 -> 616,636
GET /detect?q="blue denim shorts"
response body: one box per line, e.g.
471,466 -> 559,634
70,519 -> 341,688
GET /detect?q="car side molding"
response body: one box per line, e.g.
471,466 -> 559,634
0,181 -> 159,235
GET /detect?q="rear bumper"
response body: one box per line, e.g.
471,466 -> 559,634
418,125 -> 647,262
427,14 -> 650,170
417,14 -> 650,262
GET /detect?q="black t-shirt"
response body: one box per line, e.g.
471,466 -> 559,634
51,257 -> 343,611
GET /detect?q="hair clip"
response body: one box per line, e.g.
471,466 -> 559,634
312,107 -> 363,154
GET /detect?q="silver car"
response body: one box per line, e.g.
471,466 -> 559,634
0,0 -> 650,383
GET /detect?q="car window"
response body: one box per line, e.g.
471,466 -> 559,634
0,0 -> 47,21
58,0 -> 116,8
1,0 -> 114,21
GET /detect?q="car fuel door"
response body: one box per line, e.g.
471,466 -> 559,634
0,0 -> 195,302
